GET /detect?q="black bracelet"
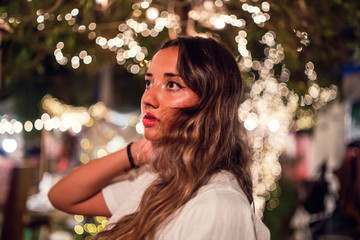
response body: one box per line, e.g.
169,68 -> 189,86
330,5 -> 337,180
126,142 -> 139,169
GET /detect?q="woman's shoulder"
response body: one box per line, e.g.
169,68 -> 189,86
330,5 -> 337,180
174,170 -> 253,223
195,170 -> 250,205
157,171 -> 270,240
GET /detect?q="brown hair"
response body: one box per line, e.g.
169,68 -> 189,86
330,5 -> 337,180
94,36 -> 252,240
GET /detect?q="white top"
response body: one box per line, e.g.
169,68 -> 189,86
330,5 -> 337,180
102,166 -> 270,240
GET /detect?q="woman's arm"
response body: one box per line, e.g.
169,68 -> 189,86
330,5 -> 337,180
48,139 -> 152,217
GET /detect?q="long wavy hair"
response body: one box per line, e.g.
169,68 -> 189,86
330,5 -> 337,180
94,36 -> 253,240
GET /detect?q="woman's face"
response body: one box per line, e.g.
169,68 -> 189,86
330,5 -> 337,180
141,46 -> 199,141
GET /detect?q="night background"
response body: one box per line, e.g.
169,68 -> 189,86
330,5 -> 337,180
1,0 -> 360,239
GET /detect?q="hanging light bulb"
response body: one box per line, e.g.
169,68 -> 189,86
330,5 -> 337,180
146,7 -> 159,20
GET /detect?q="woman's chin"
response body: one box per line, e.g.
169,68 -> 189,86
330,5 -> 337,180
143,129 -> 162,142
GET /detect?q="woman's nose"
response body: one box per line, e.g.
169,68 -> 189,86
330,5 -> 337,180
141,84 -> 160,109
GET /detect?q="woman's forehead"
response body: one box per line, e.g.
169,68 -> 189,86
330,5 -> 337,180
147,47 -> 179,74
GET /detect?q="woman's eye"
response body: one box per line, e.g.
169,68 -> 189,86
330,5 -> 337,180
167,81 -> 184,90
144,79 -> 152,88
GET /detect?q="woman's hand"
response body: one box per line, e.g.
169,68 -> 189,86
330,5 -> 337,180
131,138 -> 153,166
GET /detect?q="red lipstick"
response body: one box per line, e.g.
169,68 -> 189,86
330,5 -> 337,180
142,112 -> 159,127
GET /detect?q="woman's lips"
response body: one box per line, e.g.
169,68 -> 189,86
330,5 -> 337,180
142,112 -> 159,127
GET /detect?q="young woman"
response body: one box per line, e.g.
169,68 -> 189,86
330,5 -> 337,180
48,36 -> 270,239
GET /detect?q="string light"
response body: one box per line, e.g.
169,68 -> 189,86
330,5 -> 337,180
42,1 -> 183,73
0,95 -> 141,137
146,7 -> 159,20
2,138 -> 17,153
237,28 -> 300,217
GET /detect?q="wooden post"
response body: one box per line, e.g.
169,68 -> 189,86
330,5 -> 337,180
0,167 -> 34,240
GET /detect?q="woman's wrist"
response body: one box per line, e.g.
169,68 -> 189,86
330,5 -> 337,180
129,139 -> 152,167
126,142 -> 139,169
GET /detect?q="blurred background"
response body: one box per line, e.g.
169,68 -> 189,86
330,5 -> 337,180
0,0 -> 360,239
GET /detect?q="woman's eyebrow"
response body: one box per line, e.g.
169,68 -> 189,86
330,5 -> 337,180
145,72 -> 180,77
164,73 -> 180,77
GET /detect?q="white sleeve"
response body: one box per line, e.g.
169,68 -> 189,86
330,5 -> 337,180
159,190 -> 270,240
181,191 -> 256,240
102,167 -> 155,214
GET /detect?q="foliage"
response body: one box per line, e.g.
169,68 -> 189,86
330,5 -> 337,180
0,0 -> 359,123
